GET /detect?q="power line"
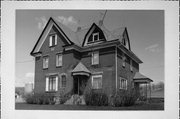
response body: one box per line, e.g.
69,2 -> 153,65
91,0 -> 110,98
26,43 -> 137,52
16,60 -> 34,63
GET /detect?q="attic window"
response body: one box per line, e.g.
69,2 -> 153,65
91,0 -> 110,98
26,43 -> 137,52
93,33 -> 99,42
49,34 -> 57,47
122,37 -> 126,46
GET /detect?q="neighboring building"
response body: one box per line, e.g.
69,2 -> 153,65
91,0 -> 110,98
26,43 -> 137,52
30,17 -> 152,98
25,83 -> 33,94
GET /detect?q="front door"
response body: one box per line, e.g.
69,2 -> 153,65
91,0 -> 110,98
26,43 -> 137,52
73,76 -> 88,95
74,77 -> 79,94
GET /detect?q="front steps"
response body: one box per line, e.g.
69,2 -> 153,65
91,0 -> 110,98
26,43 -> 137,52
64,94 -> 86,105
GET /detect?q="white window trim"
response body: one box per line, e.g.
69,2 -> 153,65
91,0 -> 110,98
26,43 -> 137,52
56,53 -> 63,67
92,32 -> 99,42
45,77 -> 49,91
45,75 -> 58,92
49,34 -> 57,47
92,51 -> 99,65
119,77 -> 127,90
92,74 -> 102,89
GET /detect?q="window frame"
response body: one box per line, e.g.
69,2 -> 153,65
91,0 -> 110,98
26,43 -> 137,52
122,53 -> 126,68
92,32 -> 99,42
60,74 -> 67,88
49,34 -> 57,47
92,74 -> 102,89
130,59 -> 133,72
92,51 -> 99,65
56,53 -> 63,67
43,56 -> 49,69
119,77 -> 127,90
45,75 -> 58,92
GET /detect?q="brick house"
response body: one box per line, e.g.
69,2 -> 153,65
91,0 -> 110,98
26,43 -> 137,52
30,17 -> 152,98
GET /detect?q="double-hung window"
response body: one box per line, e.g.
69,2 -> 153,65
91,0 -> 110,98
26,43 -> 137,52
45,76 -> 58,92
43,56 -> 49,69
130,59 -> 133,71
49,34 -> 57,47
92,51 -> 99,65
119,77 -> 127,90
56,53 -> 62,67
122,53 -> 126,67
92,75 -> 102,89
60,75 -> 66,88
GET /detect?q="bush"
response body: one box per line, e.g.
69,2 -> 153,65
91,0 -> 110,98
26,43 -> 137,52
24,93 -> 55,105
84,88 -> 108,106
112,89 -> 138,107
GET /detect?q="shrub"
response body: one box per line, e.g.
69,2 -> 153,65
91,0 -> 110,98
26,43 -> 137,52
84,88 -> 108,106
24,93 -> 55,105
112,89 -> 138,107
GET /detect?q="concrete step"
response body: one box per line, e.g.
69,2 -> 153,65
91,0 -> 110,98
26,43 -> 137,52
64,95 -> 86,105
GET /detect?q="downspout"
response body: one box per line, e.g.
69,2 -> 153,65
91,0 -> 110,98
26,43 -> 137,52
115,46 -> 117,93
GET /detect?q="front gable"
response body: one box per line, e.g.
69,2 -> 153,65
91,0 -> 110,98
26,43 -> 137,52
30,17 -> 73,56
39,25 -> 71,54
82,23 -> 106,47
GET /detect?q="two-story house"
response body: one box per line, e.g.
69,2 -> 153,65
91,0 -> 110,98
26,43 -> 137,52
30,17 -> 152,98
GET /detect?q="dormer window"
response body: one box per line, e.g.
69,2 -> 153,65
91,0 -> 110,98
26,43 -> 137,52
49,34 -> 57,47
93,32 -> 99,42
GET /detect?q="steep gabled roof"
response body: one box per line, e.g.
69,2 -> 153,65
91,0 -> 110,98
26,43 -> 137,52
31,17 -> 142,64
31,17 -> 74,55
53,18 -> 80,46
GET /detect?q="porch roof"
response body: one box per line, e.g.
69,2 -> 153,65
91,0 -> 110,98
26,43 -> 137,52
133,72 -> 153,84
71,62 -> 91,76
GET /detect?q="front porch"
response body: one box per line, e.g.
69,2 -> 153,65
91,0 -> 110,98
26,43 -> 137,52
133,72 -> 153,100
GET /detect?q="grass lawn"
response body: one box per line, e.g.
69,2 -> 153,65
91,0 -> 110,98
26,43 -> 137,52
15,101 -> 164,110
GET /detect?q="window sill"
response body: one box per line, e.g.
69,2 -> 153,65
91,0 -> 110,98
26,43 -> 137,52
49,45 -> 57,48
119,88 -> 127,90
87,40 -> 104,44
92,63 -> 99,66
56,66 -> 62,68
92,88 -> 102,90
45,91 -> 57,93
43,68 -> 48,70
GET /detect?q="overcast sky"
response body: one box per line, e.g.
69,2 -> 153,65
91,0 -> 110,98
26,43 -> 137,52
16,10 -> 164,87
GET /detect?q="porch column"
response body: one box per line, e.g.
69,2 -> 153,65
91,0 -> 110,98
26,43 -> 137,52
149,82 -> 151,101
78,77 -> 79,95
145,83 -> 147,100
